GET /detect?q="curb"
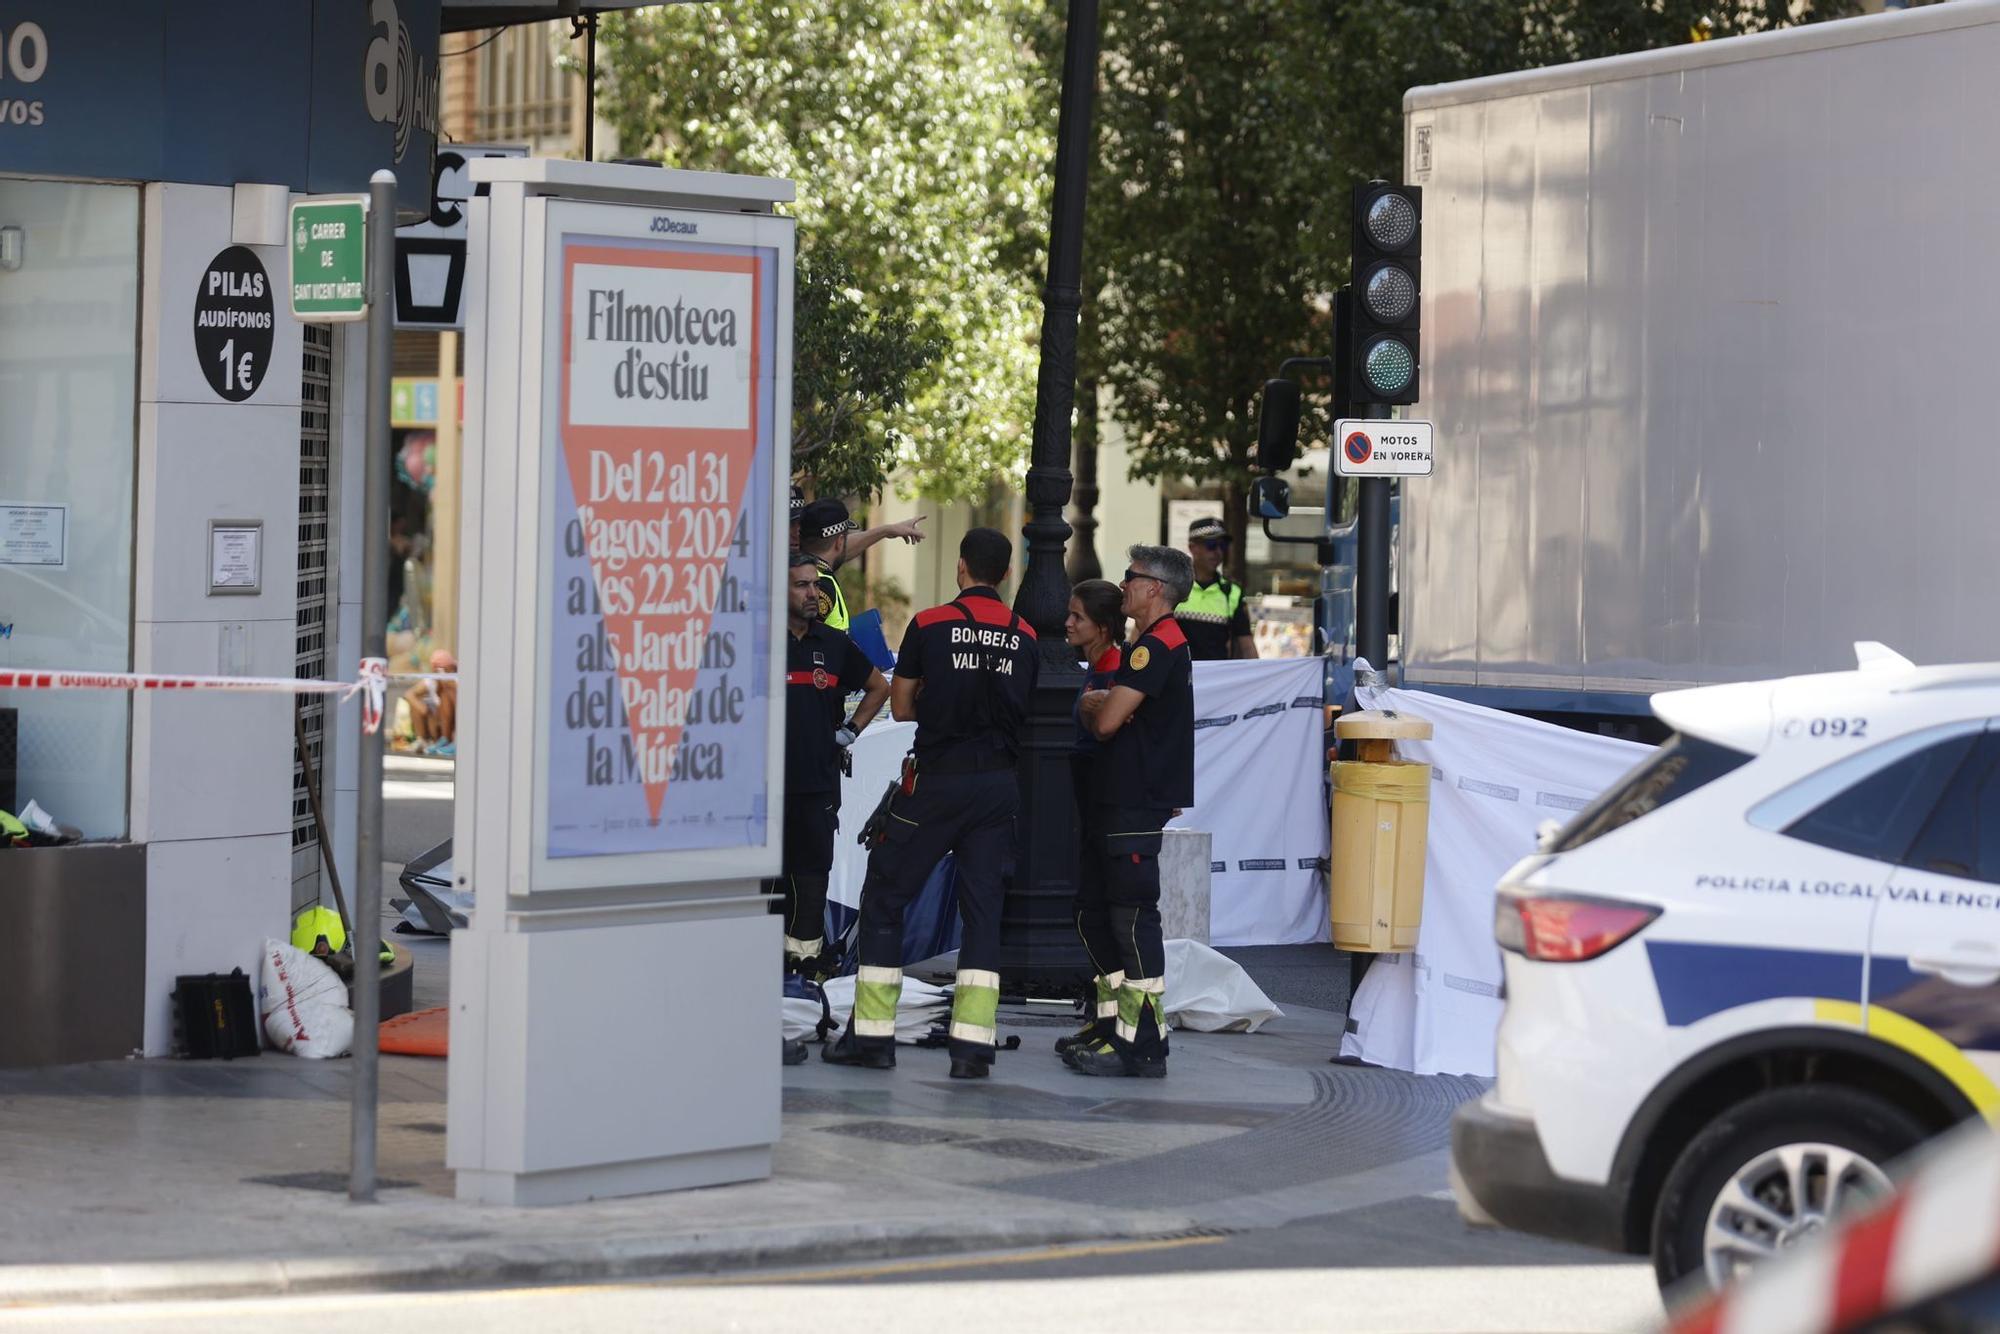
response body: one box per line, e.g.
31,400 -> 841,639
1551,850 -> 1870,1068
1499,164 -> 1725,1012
0,1211 -> 1208,1307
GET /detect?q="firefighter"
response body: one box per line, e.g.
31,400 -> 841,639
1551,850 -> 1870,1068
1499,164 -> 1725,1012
1176,516 -> 1256,660
796,497 -> 928,632
776,551 -> 890,973
1054,578 -> 1129,1060
823,527 -> 1038,1079
1069,544 -> 1197,1078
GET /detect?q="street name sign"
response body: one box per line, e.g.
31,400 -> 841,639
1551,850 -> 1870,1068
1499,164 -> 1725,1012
1335,418 -> 1434,477
289,196 -> 369,322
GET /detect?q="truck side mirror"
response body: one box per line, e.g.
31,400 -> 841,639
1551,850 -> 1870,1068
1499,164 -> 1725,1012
1256,378 -> 1302,473
1249,475 -> 1292,521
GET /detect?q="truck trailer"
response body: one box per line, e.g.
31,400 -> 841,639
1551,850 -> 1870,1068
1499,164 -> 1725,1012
1398,1 -> 2000,724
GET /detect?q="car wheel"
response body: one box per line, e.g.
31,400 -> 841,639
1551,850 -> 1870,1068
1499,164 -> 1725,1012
1651,1084 -> 1926,1294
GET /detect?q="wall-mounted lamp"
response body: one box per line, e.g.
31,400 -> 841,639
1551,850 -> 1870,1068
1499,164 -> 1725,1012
0,226 -> 22,272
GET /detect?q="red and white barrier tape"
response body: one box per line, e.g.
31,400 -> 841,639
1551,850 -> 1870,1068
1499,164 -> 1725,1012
0,659 -> 458,736
1671,1124 -> 2000,1334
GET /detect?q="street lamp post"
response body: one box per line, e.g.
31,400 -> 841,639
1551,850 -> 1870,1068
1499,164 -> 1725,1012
1003,0 -> 1100,991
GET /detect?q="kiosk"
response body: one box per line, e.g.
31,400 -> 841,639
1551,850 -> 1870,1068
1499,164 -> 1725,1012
447,159 -> 793,1205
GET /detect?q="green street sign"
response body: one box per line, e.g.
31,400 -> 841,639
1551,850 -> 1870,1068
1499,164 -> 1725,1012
289,197 -> 369,323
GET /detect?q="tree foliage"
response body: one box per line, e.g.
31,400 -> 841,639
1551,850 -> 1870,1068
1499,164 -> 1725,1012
791,251 -> 944,500
598,2 -> 1052,502
1070,0 -> 1860,577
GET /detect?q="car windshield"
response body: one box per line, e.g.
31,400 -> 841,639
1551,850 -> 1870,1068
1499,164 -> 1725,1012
1546,733 -> 1753,853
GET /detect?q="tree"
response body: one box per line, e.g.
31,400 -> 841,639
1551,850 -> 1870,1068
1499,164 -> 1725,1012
790,250 -> 943,501
598,1 -> 1052,503
1073,0 -> 1859,581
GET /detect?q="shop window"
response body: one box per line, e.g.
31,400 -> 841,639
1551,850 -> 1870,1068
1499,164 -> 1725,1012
0,179 -> 141,841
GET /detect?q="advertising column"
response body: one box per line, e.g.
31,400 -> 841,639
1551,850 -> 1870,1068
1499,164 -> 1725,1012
449,161 -> 792,1206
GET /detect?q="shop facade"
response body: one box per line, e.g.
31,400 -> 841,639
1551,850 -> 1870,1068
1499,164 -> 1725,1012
0,0 -> 443,1064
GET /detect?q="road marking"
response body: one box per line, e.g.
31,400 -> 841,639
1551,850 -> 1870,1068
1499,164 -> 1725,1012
666,1234 -> 1232,1286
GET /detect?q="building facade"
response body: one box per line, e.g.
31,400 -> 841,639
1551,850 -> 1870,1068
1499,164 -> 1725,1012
0,0 -> 445,1064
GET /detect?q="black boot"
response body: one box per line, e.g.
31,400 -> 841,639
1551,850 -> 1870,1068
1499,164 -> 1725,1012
948,1057 -> 989,1079
781,1037 -> 809,1066
821,1029 -> 896,1070
1067,1038 -> 1166,1079
1054,1017 -> 1113,1057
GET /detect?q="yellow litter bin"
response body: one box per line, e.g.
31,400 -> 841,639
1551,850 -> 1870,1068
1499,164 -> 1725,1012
1330,710 -> 1433,953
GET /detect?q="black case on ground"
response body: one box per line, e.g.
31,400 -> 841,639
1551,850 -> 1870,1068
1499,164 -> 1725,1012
173,969 -> 260,1059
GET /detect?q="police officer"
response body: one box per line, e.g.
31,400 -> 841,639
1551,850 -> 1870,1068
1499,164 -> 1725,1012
789,485 -> 807,550
1069,544 -> 1197,1078
776,551 -> 890,973
797,497 -> 928,632
1176,516 -> 1256,660
823,527 -> 1038,1079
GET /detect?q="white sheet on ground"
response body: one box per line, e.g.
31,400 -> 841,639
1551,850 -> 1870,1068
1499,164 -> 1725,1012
783,974 -> 950,1043
1337,681 -> 1650,1077
1165,938 -> 1283,1033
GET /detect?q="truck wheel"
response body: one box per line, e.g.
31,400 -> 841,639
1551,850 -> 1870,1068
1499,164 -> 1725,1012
1651,1085 -> 1924,1294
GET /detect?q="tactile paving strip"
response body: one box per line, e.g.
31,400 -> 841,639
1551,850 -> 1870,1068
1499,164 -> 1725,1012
992,1066 -> 1484,1208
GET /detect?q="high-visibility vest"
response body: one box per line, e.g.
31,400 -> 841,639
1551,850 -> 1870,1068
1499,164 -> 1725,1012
814,559 -> 851,632
1175,576 -> 1242,629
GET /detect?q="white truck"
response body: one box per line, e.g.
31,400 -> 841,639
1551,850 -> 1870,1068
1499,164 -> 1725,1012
1398,1 -> 2000,727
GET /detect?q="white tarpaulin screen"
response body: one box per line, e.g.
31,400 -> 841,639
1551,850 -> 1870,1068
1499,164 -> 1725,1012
827,659 -> 1330,946
1339,683 -> 1650,1077
1169,657 -> 1330,946
831,719 -> 917,912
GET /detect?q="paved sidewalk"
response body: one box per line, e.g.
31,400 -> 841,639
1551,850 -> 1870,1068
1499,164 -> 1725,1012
0,938 -> 1551,1307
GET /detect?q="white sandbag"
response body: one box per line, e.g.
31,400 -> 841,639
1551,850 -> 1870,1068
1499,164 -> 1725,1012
783,974 -> 951,1044
259,939 -> 354,1059
1165,938 -> 1283,1033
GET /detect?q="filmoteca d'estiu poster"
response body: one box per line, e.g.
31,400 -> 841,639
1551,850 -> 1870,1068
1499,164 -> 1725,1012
546,233 -> 778,859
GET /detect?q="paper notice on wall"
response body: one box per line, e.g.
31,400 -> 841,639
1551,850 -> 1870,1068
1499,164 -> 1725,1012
544,239 -> 777,860
0,503 -> 66,568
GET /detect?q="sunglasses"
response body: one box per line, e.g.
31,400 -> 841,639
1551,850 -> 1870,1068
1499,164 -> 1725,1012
1195,538 -> 1231,552
1121,568 -> 1164,586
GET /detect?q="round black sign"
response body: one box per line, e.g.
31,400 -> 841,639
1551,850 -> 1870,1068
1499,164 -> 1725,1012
193,246 -> 274,403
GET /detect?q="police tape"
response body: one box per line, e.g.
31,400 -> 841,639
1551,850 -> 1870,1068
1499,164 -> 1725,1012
0,659 -> 458,736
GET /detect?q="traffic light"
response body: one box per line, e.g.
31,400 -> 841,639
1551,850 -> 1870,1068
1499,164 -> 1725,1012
1346,181 -> 1422,406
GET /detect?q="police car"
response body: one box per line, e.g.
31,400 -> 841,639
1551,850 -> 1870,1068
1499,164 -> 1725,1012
1450,644 -> 2000,1295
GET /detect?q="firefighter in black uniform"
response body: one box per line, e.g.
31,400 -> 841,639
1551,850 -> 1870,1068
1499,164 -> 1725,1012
823,527 -> 1038,1079
1069,543 -> 1197,1078
776,551 -> 890,973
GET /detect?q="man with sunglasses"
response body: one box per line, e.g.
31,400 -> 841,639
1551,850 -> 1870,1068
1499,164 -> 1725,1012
1176,516 -> 1257,660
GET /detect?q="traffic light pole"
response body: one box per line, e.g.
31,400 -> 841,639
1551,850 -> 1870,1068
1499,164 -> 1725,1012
350,169 -> 395,1204
1355,412 -> 1391,673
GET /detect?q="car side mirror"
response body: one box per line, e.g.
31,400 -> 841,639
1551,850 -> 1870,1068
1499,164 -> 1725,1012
1249,475 -> 1292,521
1256,378 -> 1302,473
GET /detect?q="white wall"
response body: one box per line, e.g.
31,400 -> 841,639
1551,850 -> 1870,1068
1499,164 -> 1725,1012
131,183 -> 303,1054
1086,405 -> 1165,576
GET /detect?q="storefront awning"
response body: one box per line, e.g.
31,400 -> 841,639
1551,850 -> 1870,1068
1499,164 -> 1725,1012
442,1 -> 696,33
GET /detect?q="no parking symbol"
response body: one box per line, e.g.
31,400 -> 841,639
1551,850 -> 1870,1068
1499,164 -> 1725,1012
1334,418 -> 1434,477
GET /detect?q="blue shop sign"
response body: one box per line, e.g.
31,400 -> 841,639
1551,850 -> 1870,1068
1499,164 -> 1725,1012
0,0 -> 440,216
